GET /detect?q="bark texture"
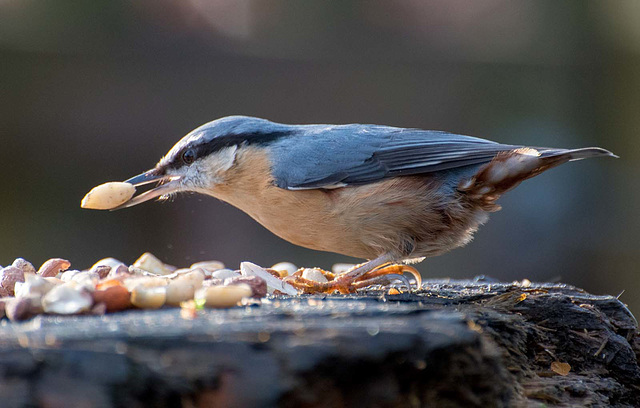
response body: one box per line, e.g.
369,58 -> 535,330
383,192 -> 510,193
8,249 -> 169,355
0,279 -> 638,407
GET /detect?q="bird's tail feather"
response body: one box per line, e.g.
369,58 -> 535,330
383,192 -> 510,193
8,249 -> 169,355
540,147 -> 618,161
458,146 -> 616,211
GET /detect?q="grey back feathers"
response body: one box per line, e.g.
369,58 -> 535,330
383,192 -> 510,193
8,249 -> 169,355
168,116 -> 614,189
265,121 -> 523,189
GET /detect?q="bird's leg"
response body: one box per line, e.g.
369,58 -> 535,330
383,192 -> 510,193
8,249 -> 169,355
352,264 -> 422,291
330,253 -> 396,290
352,274 -> 410,290
284,253 -> 422,294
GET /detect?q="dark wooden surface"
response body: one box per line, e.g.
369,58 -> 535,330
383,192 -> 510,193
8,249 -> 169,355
0,279 -> 638,408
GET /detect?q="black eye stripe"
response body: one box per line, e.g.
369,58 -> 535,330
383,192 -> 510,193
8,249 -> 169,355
198,130 -> 291,156
168,130 -> 291,170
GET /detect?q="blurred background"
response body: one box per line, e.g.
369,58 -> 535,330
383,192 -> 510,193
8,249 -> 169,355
1,1 -> 638,313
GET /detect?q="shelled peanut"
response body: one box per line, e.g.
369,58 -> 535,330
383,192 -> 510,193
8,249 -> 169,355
0,253 -> 311,322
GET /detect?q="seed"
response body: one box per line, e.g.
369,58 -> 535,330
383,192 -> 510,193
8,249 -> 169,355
90,258 -> 126,278
165,282 -> 196,306
44,277 -> 64,285
42,283 -> 93,314
91,265 -> 112,279
302,268 -> 329,283
133,252 -> 176,276
332,263 -> 355,274
123,276 -> 168,292
91,302 -> 107,315
270,262 -> 298,277
190,260 -> 225,273
0,266 -> 25,296
96,279 -> 123,290
240,262 -> 298,296
211,269 -> 240,280
224,276 -> 267,298
81,182 -> 135,210
168,268 -> 190,276
130,286 -> 166,309
70,271 -> 100,291
60,270 -> 81,282
37,258 -> 71,278
107,264 -> 132,280
5,298 -> 33,322
14,273 -> 55,298
203,278 -> 223,287
173,269 -> 205,288
12,258 -> 36,275
197,284 -> 252,308
91,257 -> 126,269
92,285 -> 131,312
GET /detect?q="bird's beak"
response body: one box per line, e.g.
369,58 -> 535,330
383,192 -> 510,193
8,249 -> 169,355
111,169 -> 182,210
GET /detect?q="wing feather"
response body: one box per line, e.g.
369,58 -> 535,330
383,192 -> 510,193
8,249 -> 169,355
268,124 -> 520,189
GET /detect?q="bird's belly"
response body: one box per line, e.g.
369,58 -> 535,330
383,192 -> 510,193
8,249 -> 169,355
320,176 -> 485,259
214,173 -> 487,260
212,183 -> 374,258
207,149 -> 372,257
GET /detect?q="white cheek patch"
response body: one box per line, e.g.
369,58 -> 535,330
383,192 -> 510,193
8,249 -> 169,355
202,145 -> 238,181
168,146 -> 238,191
215,146 -> 238,173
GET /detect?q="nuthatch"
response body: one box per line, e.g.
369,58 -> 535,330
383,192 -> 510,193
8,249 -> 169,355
117,116 -> 615,292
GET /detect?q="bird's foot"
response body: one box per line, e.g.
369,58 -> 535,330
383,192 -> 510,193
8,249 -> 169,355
283,262 -> 422,294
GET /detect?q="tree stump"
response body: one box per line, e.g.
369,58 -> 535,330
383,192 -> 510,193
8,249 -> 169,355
0,279 -> 638,407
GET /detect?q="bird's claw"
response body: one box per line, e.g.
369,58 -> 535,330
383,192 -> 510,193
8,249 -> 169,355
283,263 -> 422,294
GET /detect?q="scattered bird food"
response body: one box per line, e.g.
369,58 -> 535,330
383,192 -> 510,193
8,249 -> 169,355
0,253 -> 421,322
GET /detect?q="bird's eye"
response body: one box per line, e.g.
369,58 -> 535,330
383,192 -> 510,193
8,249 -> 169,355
182,149 -> 196,165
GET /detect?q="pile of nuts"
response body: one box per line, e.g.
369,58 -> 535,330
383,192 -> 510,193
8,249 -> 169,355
0,253 -> 311,322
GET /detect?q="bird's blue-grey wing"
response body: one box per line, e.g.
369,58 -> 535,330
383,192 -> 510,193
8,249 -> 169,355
268,124 -> 521,189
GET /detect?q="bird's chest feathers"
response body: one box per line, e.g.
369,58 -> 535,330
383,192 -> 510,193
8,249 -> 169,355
207,148 -> 481,259
209,149 -> 348,251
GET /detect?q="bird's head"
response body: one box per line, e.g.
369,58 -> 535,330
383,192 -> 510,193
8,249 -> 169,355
116,115 -> 289,209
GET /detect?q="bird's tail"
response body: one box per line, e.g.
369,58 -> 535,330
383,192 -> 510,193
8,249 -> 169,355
458,146 -> 617,211
539,147 -> 618,161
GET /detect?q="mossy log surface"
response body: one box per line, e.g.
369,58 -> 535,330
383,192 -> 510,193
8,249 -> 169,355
0,279 -> 638,408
